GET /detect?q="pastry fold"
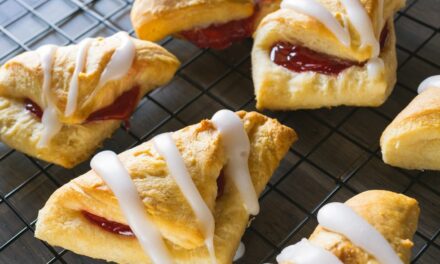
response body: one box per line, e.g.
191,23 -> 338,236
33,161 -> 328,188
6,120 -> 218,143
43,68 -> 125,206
311,190 -> 419,263
381,87 -> 440,170
252,0 -> 405,110
35,111 -> 297,263
131,0 -> 280,42
0,35 -> 179,168
279,190 -> 419,264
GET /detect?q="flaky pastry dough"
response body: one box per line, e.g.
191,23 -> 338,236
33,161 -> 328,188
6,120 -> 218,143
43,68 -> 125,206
35,111 -> 297,263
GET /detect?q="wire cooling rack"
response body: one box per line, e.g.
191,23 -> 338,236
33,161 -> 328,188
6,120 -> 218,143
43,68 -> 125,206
0,0 -> 439,263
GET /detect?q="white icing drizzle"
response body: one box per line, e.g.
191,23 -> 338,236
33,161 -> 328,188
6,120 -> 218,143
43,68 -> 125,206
90,151 -> 173,264
233,242 -> 246,262
340,0 -> 380,57
211,110 -> 259,215
65,38 -> 93,116
36,45 -> 62,148
318,202 -> 403,264
276,238 -> 343,264
98,31 -> 135,88
281,0 -> 351,47
417,75 -> 440,94
153,133 -> 217,264
366,57 -> 385,79
281,0 -> 382,58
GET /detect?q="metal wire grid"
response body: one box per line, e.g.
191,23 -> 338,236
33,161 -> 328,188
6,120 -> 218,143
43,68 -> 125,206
0,0 -> 438,263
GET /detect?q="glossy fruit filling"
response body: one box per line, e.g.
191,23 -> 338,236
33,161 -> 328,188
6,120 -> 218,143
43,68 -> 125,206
24,86 -> 140,123
216,171 -> 225,199
82,211 -> 134,236
24,98 -> 43,119
180,16 -> 255,50
179,0 -> 271,49
83,172 -> 226,235
86,86 -> 140,122
270,44 -> 365,75
270,25 -> 389,75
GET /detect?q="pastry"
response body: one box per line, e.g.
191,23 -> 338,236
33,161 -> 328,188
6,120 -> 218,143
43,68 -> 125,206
0,32 -> 179,168
252,0 -> 405,110
277,190 -> 419,264
131,0 -> 281,49
381,75 -> 440,170
35,110 -> 297,263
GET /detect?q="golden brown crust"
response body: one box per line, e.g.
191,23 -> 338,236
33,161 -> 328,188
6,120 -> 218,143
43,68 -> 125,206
0,36 -> 179,168
381,88 -> 440,170
35,111 -> 297,263
307,190 -> 419,264
0,36 -> 180,124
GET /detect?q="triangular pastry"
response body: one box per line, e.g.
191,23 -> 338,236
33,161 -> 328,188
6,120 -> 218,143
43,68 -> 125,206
252,0 -> 405,110
381,75 -> 440,170
277,190 -> 419,264
0,32 -> 179,168
131,0 -> 281,49
35,110 -> 297,263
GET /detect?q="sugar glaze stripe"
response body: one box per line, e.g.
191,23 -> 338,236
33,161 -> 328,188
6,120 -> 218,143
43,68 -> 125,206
153,133 -> 217,264
91,151 -> 173,264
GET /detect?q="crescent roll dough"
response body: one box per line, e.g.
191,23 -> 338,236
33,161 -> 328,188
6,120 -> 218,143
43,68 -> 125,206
35,111 -> 297,264
252,0 -> 405,110
0,33 -> 179,168
381,86 -> 440,170
278,190 -> 419,264
131,0 -> 281,42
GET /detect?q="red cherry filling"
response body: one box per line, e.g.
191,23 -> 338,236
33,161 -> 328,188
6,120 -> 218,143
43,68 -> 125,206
24,86 -> 140,124
82,211 -> 134,236
86,86 -> 140,122
179,0 -> 272,49
24,98 -> 43,119
180,16 -> 255,50
270,43 -> 364,75
216,171 -> 225,200
379,24 -> 389,50
270,25 -> 389,75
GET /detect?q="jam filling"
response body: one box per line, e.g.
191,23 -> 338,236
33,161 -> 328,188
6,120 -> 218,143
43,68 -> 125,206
270,44 -> 364,75
270,25 -> 389,75
82,211 -> 134,236
86,86 -> 140,122
83,172 -> 226,236
180,0 -> 270,49
24,86 -> 140,124
216,171 -> 225,200
24,98 -> 44,119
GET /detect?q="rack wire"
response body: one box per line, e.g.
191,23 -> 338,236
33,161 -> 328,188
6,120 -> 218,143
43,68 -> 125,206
0,0 -> 439,263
